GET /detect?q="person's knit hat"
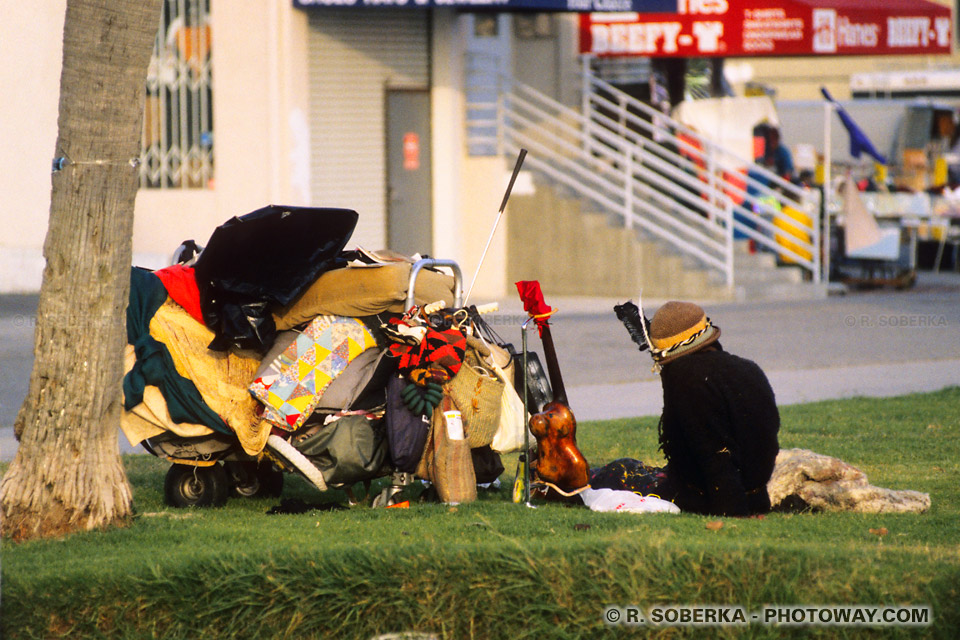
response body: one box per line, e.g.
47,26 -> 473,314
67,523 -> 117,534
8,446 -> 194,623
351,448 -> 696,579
649,301 -> 720,365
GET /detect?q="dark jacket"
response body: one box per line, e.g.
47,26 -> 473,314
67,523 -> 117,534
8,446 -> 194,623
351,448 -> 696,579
658,346 -> 780,516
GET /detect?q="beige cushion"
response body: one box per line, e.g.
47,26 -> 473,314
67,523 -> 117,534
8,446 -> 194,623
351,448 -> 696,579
273,263 -> 456,329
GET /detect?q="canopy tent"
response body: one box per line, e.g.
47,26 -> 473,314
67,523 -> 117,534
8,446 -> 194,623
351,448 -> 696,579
580,0 -> 952,58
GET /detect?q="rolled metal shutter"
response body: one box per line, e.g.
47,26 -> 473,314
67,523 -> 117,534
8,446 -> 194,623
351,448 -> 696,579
307,10 -> 429,250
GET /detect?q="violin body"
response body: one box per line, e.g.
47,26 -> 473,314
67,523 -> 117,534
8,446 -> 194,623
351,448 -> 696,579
529,401 -> 590,491
516,280 -> 590,493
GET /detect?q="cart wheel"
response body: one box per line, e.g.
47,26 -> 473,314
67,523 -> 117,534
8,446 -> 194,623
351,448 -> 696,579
164,463 -> 229,508
226,461 -> 284,499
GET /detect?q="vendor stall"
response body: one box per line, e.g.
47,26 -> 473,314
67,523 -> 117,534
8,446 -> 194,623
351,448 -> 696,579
828,180 -> 960,286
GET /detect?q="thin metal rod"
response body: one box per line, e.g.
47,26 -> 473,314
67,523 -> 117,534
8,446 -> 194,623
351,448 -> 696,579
521,317 -> 532,505
823,101 -> 833,285
464,149 -> 527,304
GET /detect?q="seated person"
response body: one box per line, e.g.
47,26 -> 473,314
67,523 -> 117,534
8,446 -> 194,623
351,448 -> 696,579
595,301 -> 780,517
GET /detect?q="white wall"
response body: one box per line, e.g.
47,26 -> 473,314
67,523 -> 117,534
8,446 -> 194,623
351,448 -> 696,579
0,1 -> 312,290
131,0 -> 312,268
0,1 -> 67,291
430,11 -> 465,293
1,4 -> 512,299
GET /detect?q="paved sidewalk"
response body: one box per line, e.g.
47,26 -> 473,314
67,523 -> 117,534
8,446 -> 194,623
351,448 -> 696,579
3,270 -> 959,462
569,358 -> 960,422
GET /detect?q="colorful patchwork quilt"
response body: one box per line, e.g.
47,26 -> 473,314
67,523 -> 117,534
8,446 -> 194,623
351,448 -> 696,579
249,315 -> 377,430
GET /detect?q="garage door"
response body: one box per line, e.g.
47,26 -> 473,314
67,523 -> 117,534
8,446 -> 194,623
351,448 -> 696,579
307,10 -> 429,250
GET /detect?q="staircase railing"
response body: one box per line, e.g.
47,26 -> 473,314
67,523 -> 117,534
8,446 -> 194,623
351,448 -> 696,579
465,55 -> 822,286
582,69 -> 821,282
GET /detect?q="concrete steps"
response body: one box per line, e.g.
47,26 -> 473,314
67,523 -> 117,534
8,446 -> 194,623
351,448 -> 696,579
727,240 -> 828,301
507,180 -> 827,302
507,181 -> 727,300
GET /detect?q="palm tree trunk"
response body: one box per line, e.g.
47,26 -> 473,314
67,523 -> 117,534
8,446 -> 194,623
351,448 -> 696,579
1,0 -> 162,541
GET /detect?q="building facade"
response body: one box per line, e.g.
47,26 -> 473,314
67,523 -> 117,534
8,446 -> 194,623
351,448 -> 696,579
3,3 -> 539,300
3,2 -> 956,295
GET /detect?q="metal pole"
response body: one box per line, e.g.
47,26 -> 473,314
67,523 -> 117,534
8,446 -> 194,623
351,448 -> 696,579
725,198 -> 735,290
521,317 -> 533,505
808,188 -> 822,284
823,101 -> 833,285
581,54 -> 591,119
624,151 -> 634,229
464,149 -> 527,305
581,55 -> 593,163
707,146 -> 718,224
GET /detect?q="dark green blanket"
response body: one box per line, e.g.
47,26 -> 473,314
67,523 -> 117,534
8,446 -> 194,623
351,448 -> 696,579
123,267 -> 232,435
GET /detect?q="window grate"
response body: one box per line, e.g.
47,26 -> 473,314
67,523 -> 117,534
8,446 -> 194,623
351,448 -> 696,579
140,0 -> 213,189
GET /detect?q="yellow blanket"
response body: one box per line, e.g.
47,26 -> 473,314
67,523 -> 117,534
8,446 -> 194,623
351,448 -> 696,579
120,298 -> 271,456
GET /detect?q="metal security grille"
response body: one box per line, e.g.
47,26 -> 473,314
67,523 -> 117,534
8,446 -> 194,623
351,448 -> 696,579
139,0 -> 213,189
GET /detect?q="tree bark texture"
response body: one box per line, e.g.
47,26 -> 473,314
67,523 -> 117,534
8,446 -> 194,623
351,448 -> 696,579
1,0 -> 163,541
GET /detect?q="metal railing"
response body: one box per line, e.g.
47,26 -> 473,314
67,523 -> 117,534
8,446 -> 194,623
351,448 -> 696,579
465,56 -> 822,286
582,70 -> 821,281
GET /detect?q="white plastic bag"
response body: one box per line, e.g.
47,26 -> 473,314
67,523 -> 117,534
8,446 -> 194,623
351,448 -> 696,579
488,360 -> 529,453
580,487 -> 680,514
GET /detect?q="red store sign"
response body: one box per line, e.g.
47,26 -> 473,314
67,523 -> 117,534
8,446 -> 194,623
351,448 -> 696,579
579,0 -> 952,58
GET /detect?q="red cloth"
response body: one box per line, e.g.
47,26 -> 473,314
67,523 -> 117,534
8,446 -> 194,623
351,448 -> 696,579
515,280 -> 553,336
154,264 -> 204,325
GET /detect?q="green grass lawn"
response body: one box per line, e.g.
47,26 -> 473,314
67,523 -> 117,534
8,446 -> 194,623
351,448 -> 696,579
2,388 -> 959,639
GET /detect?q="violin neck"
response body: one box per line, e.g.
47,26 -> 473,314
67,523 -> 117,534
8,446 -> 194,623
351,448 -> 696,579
539,322 -> 568,406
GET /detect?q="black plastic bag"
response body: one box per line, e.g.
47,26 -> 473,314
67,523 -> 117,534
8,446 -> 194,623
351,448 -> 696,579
471,445 -> 505,484
193,205 -> 358,351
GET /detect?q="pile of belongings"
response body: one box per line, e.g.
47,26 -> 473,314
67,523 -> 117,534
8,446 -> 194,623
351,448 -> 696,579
121,205 -> 526,502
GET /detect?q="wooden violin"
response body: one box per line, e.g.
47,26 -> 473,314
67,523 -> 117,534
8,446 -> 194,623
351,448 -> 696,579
516,281 -> 590,493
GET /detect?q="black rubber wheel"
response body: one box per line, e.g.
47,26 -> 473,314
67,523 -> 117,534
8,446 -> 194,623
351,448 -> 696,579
226,461 -> 284,499
164,463 -> 229,508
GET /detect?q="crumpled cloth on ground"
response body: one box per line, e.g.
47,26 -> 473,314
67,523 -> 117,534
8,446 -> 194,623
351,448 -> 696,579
144,297 -> 270,456
272,262 -> 456,330
767,448 -> 931,514
589,458 -> 669,497
580,488 -> 680,514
